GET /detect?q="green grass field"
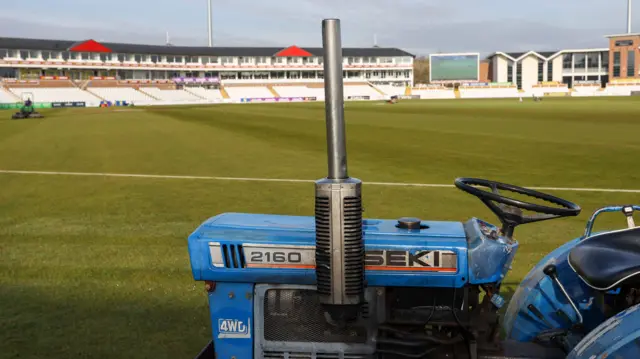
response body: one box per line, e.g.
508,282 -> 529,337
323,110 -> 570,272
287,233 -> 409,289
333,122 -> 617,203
1,97 -> 639,359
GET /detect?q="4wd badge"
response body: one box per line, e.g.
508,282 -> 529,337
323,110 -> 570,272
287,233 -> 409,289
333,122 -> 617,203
218,318 -> 251,339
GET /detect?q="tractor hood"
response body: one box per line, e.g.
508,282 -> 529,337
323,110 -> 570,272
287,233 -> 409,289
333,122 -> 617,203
187,213 -> 470,288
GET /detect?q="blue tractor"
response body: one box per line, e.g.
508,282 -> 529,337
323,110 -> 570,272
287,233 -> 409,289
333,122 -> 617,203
187,19 -> 640,359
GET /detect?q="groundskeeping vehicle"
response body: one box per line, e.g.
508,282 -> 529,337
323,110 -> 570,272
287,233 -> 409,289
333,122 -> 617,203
186,19 -> 640,359
11,94 -> 44,119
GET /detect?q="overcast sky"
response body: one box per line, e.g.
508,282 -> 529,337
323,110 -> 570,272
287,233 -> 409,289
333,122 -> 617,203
0,0 -> 636,56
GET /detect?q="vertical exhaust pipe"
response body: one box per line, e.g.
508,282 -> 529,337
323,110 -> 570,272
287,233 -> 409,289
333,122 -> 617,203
628,0 -> 633,34
207,0 -> 213,47
315,19 -> 365,325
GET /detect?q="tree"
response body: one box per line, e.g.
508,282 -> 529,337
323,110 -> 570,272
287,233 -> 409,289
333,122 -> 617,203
413,56 -> 430,84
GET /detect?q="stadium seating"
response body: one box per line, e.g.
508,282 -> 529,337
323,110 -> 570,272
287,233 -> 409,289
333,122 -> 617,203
411,88 -> 456,99
185,87 -> 224,101
528,83 -> 569,97
376,85 -> 407,96
572,85 -> 603,97
459,87 -> 520,99
140,88 -> 205,103
0,88 -> 18,103
603,83 -> 640,96
9,87 -> 101,106
271,85 -> 325,99
343,84 -> 382,99
88,87 -> 158,104
224,86 -> 275,100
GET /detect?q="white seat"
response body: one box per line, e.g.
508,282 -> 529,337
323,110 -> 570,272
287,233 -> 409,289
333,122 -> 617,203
88,87 -> 157,104
411,89 -> 456,99
141,88 -> 203,102
343,85 -> 380,99
224,86 -> 274,100
459,88 -> 520,99
272,86 -> 325,99
185,87 -> 224,100
376,85 -> 406,96
0,89 -> 17,103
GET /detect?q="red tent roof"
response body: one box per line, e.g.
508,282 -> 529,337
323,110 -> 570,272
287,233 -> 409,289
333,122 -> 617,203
68,40 -> 112,53
274,45 -> 313,57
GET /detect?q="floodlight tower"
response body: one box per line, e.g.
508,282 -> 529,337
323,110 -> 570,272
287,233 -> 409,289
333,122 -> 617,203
207,0 -> 213,47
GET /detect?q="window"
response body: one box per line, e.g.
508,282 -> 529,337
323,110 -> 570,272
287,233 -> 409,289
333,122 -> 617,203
81,53 -> 90,60
587,53 -> 599,69
134,55 -> 142,63
117,54 -> 125,62
601,52 -> 609,70
563,54 -> 572,69
538,60 -> 544,82
99,54 -> 107,62
547,60 -> 553,81
0,49 -> 8,59
20,50 -> 28,59
516,64 -> 522,89
507,63 -> 513,83
574,53 -> 585,70
175,56 -> 183,63
50,51 -> 60,60
628,50 -> 635,77
151,55 -> 159,63
613,51 -> 621,77
41,51 -> 49,60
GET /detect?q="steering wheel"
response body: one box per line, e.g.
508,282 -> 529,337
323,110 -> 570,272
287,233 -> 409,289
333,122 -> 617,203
454,178 -> 581,239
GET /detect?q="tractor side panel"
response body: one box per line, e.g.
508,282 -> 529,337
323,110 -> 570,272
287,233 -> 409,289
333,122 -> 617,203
208,282 -> 255,359
568,303 -> 640,359
502,237 -> 604,342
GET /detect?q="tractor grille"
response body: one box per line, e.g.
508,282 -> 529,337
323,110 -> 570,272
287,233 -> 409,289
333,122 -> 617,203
221,244 -> 245,268
263,288 -> 368,343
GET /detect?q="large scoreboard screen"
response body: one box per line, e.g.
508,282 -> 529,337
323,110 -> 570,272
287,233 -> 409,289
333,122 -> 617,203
429,53 -> 479,82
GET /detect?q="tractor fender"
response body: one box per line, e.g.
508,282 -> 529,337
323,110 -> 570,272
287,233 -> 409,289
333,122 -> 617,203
502,237 -> 605,343
567,303 -> 640,359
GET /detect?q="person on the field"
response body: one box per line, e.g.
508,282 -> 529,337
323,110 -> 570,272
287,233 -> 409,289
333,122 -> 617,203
24,98 -> 32,107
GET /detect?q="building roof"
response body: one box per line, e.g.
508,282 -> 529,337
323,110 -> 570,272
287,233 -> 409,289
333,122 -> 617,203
605,33 -> 640,38
0,37 -> 415,58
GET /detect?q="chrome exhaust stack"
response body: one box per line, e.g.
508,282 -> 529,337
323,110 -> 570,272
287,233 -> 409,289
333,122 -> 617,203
314,19 -> 365,324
